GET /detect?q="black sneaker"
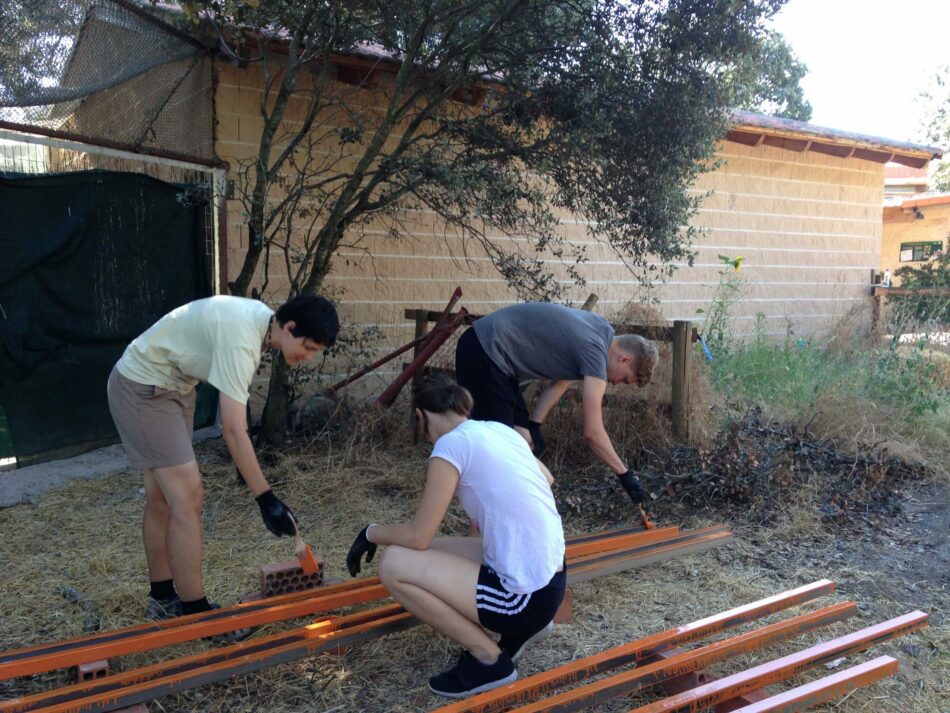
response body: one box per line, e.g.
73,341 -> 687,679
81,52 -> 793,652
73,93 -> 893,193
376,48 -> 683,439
145,596 -> 183,621
499,621 -> 554,663
428,651 -> 517,698
204,603 -> 255,644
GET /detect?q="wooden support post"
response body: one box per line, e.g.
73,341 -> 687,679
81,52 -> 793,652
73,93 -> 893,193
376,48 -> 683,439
671,320 -> 691,441
411,311 -> 429,391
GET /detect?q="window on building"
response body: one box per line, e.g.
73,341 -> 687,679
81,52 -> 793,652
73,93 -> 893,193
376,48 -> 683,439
899,241 -> 944,262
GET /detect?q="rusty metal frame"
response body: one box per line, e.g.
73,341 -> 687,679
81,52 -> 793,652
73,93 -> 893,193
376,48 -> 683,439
0,525 -> 728,681
376,306 -> 468,406
0,606 -> 417,713
628,612 -> 927,713
729,656 -> 898,713
464,603 -> 858,713
331,287 -> 463,392
3,578 -> 825,713
431,580 -> 838,713
568,529 -> 734,584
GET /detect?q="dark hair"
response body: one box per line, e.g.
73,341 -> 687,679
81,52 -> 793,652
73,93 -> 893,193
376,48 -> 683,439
275,294 -> 339,347
412,373 -> 473,417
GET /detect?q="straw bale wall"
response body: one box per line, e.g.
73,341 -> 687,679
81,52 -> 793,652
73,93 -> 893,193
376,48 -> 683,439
882,204 -> 950,284
215,60 -> 884,391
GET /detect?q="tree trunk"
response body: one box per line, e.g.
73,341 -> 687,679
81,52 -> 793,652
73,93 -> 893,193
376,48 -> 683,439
259,353 -> 290,448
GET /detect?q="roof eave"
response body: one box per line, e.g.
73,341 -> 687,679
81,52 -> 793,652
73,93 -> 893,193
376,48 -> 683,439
726,111 -> 943,169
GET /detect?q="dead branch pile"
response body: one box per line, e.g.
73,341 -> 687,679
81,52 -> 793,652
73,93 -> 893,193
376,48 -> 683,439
649,409 -> 931,525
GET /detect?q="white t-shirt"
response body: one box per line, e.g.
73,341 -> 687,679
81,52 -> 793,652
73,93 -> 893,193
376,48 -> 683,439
430,420 -> 565,593
117,296 -> 273,404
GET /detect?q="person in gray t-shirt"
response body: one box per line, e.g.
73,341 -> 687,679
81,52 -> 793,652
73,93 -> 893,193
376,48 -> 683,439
455,302 -> 659,510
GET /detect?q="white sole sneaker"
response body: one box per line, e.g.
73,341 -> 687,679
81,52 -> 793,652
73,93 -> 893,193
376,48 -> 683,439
509,620 -> 554,663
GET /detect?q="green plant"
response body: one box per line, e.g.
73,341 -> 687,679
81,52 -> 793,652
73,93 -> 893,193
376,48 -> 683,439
891,251 -> 950,326
696,255 -> 746,356
864,340 -> 943,417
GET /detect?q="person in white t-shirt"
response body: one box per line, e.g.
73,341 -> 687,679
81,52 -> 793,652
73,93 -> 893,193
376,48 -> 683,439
107,294 -> 339,633
346,374 -> 566,699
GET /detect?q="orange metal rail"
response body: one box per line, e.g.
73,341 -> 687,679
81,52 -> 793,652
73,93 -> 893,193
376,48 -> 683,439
569,529 -> 733,583
0,524 -> 679,680
1,606 -> 417,713
432,579 -> 837,713
1,534 -> 733,713
499,604 -> 858,713
4,579 -> 826,713
629,612 -> 927,713
0,525 -> 731,691
730,656 -> 898,713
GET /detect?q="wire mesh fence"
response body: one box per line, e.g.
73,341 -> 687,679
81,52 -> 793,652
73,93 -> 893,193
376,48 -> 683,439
0,0 -> 214,161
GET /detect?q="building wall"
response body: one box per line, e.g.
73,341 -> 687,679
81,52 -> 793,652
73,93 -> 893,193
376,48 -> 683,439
882,204 -> 950,283
214,60 -> 885,390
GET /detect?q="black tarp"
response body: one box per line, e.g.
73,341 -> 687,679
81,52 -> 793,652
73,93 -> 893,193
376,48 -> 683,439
0,170 -> 216,465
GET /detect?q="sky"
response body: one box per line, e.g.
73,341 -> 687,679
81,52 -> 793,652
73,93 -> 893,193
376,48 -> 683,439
770,0 -> 950,145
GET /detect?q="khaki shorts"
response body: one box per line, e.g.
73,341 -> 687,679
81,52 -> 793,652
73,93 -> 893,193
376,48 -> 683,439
107,367 -> 197,470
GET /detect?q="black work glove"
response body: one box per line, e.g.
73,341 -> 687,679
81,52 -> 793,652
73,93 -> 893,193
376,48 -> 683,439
527,419 -> 546,458
255,490 -> 297,537
347,526 -> 378,577
616,471 -> 646,505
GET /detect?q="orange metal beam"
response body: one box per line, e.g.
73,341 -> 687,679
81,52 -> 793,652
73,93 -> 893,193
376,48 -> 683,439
569,531 -> 734,583
432,580 -> 838,713
1,540 -> 738,712
0,525 -> 729,681
630,612 -> 927,713
564,527 -> 680,558
504,603 -> 857,713
4,582 -> 832,713
568,526 -> 723,567
0,581 -> 389,681
1,605 -> 408,713
729,656 -> 898,712
2,608 -> 417,713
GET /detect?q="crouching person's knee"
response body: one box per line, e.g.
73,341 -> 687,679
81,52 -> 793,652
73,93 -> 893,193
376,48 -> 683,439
378,544 -> 411,586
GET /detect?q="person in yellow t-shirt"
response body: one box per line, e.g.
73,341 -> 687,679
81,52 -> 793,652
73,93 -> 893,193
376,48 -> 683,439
107,294 -> 339,633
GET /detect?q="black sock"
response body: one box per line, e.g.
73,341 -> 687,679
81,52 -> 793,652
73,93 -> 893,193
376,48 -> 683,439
149,579 -> 177,602
181,597 -> 213,615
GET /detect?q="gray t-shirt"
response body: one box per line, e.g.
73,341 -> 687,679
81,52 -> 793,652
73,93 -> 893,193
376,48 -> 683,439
473,303 -> 614,380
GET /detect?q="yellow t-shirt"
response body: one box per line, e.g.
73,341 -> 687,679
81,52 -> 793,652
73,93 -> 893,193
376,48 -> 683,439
116,296 -> 273,404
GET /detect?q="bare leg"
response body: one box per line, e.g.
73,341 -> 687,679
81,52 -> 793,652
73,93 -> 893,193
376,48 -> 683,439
514,425 -> 531,446
379,545 -> 499,664
142,470 -> 172,582
148,460 -> 205,601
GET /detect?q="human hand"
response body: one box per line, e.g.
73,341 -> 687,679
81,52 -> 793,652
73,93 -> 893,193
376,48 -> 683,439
527,419 -> 546,458
255,490 -> 297,537
346,525 -> 378,577
616,471 -> 646,505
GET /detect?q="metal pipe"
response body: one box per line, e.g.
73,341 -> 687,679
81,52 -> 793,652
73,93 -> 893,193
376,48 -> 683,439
376,308 -> 468,406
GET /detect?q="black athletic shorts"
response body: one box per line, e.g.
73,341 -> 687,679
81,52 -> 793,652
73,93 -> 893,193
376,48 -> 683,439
475,564 -> 566,640
455,327 -> 530,428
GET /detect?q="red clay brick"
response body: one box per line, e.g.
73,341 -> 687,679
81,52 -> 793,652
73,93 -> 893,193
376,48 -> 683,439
260,557 -> 324,598
553,588 -> 574,624
77,659 -> 108,682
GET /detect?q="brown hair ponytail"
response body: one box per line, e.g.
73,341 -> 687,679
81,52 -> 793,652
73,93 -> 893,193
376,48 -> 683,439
412,373 -> 473,417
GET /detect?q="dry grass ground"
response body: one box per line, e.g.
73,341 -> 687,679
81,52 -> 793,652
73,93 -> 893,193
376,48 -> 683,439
1,404 -> 947,712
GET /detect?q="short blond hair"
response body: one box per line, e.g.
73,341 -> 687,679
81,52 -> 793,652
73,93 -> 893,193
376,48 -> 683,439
614,334 -> 659,386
